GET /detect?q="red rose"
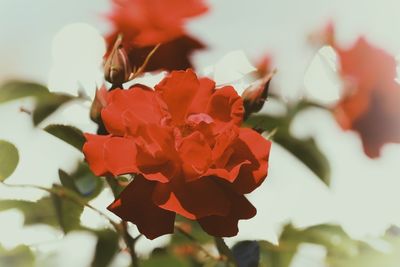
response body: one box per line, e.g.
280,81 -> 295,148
83,69 -> 271,239
106,0 -> 208,72
333,37 -> 400,157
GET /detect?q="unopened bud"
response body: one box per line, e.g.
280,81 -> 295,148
104,35 -> 132,86
242,71 -> 275,119
90,86 -> 108,123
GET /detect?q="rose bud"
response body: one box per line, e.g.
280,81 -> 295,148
104,35 -> 132,86
242,71 -> 274,119
90,86 -> 108,123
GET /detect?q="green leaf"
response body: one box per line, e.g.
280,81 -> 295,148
106,176 -> 125,197
0,81 -> 77,126
326,229 -> 400,267
0,245 -> 35,267
51,185 -> 84,233
274,133 -> 330,185
44,124 -> 85,151
246,114 -> 330,185
0,81 -> 48,104
0,198 -> 58,227
258,224 -> 356,267
172,216 -> 213,245
0,191 -> 84,234
91,229 -> 119,267
32,93 -> 75,125
59,163 -> 103,201
141,249 -> 191,267
0,140 -> 19,181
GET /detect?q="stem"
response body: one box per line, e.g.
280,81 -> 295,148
128,43 -> 161,81
214,237 -> 237,267
122,221 -> 140,267
175,224 -> 220,261
105,178 -> 140,267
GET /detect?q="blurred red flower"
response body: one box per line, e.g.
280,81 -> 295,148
334,37 -> 400,157
83,69 -> 271,239
106,0 -> 208,72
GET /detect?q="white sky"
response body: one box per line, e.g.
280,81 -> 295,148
1,0 -> 400,266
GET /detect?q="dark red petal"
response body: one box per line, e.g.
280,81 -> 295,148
231,128 -> 271,194
153,185 -> 196,220
178,131 -> 212,181
101,86 -> 167,136
206,86 -> 244,132
126,35 -> 206,72
198,193 -> 256,237
351,88 -> 400,158
155,69 -> 200,124
153,176 -> 231,219
333,36 -> 400,158
108,175 -> 176,240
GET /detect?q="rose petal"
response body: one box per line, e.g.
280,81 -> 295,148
231,128 -> 271,194
101,85 -> 167,135
155,69 -> 200,124
104,137 -> 138,176
153,176 -> 231,219
178,131 -> 212,181
108,175 -> 176,240
107,0 -> 208,47
83,134 -> 110,176
188,77 -> 216,114
198,192 -> 256,237
206,86 -> 244,132
83,134 -> 138,176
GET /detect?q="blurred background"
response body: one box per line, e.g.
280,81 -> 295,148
1,0 -> 400,266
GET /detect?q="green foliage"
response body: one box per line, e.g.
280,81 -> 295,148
0,140 -> 19,181
172,216 -> 213,245
327,229 -> 400,267
32,93 -> 75,125
0,80 -> 77,125
274,133 -> 330,185
255,224 -> 400,267
90,229 -> 120,267
258,224 -> 349,267
0,81 -> 48,103
0,197 -> 58,227
245,100 -> 330,185
59,163 -> 104,201
50,186 -> 85,234
106,176 -> 128,197
0,192 -> 83,234
141,248 -> 192,267
44,124 -> 85,151
0,245 -> 35,267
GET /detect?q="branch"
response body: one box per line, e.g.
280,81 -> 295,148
175,224 -> 221,261
0,181 -> 121,233
105,177 -> 140,267
214,237 -> 237,267
128,43 -> 161,81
